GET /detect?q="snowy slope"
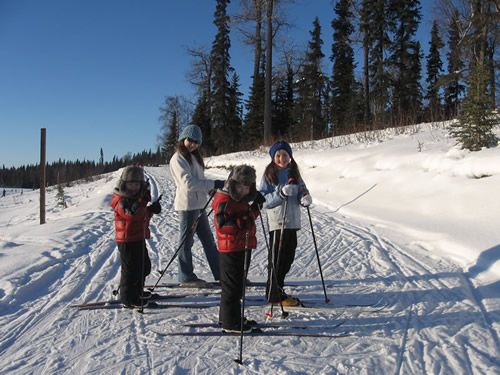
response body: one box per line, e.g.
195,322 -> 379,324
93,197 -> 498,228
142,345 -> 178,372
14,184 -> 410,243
0,122 -> 499,374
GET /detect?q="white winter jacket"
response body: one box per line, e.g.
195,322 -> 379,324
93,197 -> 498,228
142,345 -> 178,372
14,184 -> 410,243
169,152 -> 215,211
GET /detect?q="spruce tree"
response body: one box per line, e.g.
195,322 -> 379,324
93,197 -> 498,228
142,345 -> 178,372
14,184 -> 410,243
330,0 -> 355,135
444,10 -> 465,119
56,183 -> 67,208
192,90 -> 214,155
388,0 -> 422,125
210,0 -> 233,154
272,63 -> 295,139
367,0 -> 393,127
243,66 -> 265,149
425,20 -> 444,122
227,72 -> 243,151
295,17 -> 326,141
450,63 -> 498,151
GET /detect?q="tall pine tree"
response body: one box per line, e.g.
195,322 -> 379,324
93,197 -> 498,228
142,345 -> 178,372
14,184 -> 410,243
210,0 -> 234,154
388,0 -> 422,125
425,20 -> 444,122
330,0 -> 355,135
367,0 -> 393,127
295,17 -> 326,141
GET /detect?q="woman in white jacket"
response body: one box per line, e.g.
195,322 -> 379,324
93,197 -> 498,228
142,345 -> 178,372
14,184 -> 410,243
169,125 -> 225,285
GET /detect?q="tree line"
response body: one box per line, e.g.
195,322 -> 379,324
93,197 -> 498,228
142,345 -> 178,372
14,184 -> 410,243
0,148 -> 163,189
159,0 -> 498,157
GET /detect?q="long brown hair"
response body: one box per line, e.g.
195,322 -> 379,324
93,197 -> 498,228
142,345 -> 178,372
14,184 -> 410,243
263,158 -> 302,185
176,141 -> 205,169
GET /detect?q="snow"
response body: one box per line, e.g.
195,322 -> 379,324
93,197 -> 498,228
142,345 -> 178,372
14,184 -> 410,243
1,122 -> 499,374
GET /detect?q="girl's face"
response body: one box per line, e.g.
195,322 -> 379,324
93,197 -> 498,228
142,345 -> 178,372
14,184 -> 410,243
183,138 -> 199,152
125,181 -> 141,193
273,149 -> 291,169
234,182 -> 250,198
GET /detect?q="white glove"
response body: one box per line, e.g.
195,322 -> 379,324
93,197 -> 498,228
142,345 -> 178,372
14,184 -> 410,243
281,184 -> 299,197
300,194 -> 312,207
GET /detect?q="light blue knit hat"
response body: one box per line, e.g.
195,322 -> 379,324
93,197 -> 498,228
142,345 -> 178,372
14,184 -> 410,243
178,125 -> 202,145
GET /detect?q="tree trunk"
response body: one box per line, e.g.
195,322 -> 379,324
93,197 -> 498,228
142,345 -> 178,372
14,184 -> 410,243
263,0 -> 273,145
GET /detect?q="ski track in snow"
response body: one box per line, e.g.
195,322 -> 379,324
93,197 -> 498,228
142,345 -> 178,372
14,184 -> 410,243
0,166 -> 498,374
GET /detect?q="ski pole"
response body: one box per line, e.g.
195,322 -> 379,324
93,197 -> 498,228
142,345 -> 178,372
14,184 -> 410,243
235,234 -> 251,365
306,206 -> 330,303
259,214 -> 288,319
137,238 -> 146,313
148,192 -> 215,292
267,195 -> 289,318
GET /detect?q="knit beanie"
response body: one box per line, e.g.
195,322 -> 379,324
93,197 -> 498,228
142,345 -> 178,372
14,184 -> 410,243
269,141 -> 293,160
178,124 -> 203,145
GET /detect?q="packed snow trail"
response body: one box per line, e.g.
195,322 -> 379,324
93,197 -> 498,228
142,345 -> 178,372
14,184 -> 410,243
0,166 -> 498,374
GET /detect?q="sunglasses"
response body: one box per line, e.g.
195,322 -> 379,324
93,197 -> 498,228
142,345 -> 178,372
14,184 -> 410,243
186,138 -> 199,145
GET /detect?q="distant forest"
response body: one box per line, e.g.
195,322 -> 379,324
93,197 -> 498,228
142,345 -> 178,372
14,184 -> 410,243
1,148 -> 163,189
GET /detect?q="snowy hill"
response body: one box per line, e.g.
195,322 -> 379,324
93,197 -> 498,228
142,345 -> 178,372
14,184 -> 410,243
0,121 -> 499,374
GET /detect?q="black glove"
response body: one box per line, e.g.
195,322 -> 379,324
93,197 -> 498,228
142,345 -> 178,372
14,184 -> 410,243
150,200 -> 161,214
213,180 -> 225,190
251,192 -> 266,210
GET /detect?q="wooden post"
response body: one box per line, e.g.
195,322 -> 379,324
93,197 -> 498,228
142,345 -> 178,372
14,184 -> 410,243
40,128 -> 46,224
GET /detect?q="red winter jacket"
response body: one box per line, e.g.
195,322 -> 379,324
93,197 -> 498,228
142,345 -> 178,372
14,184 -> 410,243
212,190 -> 260,252
110,190 -> 153,243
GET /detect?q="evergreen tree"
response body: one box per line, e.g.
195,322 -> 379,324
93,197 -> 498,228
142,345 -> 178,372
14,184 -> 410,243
210,0 -> 233,154
444,9 -> 465,119
56,183 -> 67,208
388,0 -> 422,125
449,1 -> 498,151
359,0 -> 373,126
450,63 -> 498,151
330,0 -> 355,135
425,20 -> 444,122
295,17 -> 326,141
272,62 -> 295,139
243,55 -> 265,150
227,72 -> 244,150
367,0 -> 393,127
192,90 -> 214,155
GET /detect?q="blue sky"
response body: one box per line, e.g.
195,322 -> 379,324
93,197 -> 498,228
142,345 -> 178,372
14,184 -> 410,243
0,0 -> 435,167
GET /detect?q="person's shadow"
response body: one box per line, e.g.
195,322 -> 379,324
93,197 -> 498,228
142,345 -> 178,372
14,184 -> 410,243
467,244 -> 500,278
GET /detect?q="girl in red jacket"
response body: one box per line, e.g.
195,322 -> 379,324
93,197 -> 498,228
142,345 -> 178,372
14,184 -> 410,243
110,166 -> 161,309
212,165 -> 265,333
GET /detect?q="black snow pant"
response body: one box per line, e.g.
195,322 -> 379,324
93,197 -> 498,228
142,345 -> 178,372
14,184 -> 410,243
266,229 -> 297,303
117,240 -> 151,306
219,250 -> 251,330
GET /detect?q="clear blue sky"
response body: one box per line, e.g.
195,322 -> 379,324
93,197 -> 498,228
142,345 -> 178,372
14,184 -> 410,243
0,0 -> 435,167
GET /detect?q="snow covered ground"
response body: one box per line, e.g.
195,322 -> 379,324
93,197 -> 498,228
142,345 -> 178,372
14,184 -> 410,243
0,122 -> 499,374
